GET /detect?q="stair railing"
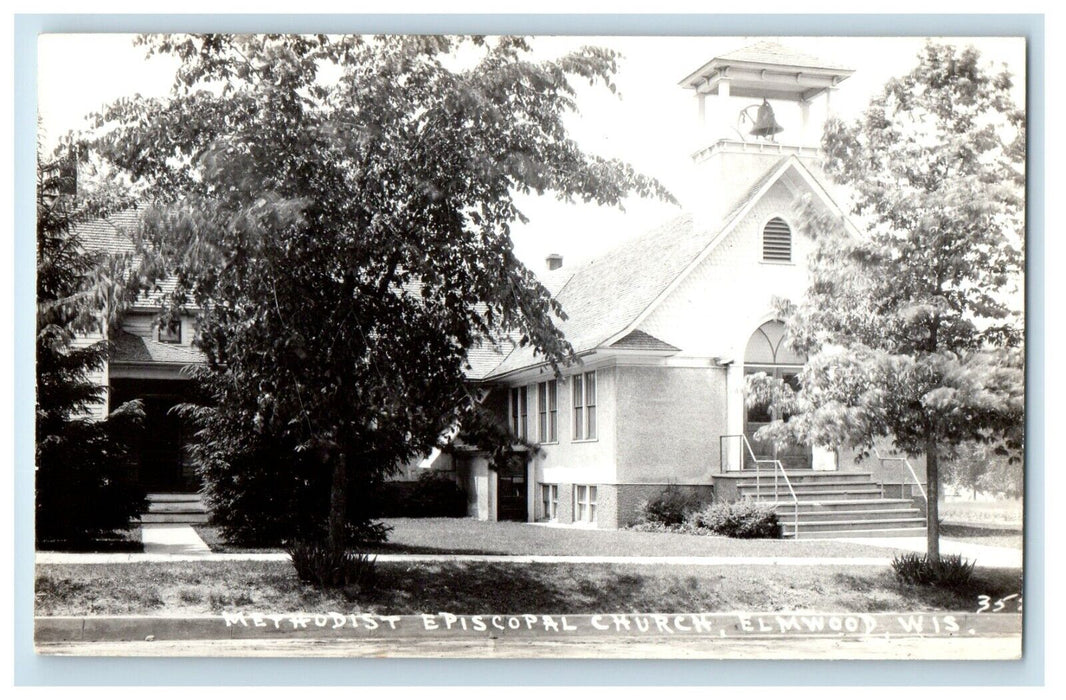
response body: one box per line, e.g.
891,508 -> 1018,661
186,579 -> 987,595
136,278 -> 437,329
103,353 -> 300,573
874,448 -> 928,506
720,434 -> 800,538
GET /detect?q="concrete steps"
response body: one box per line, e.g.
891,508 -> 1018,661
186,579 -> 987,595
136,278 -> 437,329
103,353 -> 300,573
719,470 -> 926,539
139,493 -> 209,524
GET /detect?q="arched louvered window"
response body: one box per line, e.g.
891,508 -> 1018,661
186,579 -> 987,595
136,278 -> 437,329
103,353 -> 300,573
762,217 -> 792,262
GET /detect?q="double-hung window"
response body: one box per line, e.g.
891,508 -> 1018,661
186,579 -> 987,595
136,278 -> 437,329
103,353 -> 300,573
511,386 -> 528,440
571,371 -> 597,440
541,484 -> 558,520
538,380 -> 558,443
574,485 -> 597,523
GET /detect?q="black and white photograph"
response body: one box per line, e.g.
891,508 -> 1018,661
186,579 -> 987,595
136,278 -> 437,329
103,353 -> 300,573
30,28 -> 1028,662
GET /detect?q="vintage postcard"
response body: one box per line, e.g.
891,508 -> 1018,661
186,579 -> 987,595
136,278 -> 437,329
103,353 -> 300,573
32,32 -> 1026,660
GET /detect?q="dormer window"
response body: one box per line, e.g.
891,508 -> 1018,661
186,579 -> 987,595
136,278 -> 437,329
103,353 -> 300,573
762,217 -> 792,263
159,320 -> 181,344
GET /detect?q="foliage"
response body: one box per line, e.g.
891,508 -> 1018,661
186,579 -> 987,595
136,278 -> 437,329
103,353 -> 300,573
749,42 -> 1025,559
942,441 -> 1023,499
636,485 -> 703,527
687,501 -> 781,539
374,471 -> 468,518
287,541 -> 378,590
89,34 -> 670,560
35,141 -> 147,547
891,552 -> 976,590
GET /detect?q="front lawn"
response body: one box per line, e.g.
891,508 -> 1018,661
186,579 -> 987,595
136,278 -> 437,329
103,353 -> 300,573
35,560 -> 1023,617
35,526 -> 144,553
196,518 -> 908,559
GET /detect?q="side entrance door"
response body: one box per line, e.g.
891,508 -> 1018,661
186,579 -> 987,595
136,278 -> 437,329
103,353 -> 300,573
496,454 -> 528,522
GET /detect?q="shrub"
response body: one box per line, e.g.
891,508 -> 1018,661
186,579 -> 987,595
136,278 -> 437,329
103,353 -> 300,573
891,553 -> 976,590
637,485 -> 702,527
287,541 -> 378,590
688,500 -> 781,539
373,471 -> 468,518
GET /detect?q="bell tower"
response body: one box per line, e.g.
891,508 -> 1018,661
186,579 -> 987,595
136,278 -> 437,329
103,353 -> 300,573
677,41 -> 853,220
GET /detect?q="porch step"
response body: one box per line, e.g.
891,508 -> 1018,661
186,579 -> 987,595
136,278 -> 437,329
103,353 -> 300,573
138,493 -> 209,525
740,485 -> 886,501
726,471 -> 876,485
776,508 -> 924,523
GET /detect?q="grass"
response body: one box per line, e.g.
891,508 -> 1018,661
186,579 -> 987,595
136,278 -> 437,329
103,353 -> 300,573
195,518 -> 910,558
939,524 -> 1023,550
35,526 -> 144,553
940,499 -> 1022,529
35,560 -> 1023,617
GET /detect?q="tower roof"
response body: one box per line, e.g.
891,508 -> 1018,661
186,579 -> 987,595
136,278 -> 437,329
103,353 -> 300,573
678,40 -> 854,101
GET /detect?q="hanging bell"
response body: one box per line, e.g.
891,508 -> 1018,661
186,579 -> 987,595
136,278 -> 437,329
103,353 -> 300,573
750,99 -> 784,139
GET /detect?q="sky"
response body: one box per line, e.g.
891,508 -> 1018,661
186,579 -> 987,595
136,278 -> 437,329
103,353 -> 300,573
37,33 -> 1026,272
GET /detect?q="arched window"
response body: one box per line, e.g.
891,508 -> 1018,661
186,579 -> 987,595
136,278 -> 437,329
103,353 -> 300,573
762,217 -> 792,262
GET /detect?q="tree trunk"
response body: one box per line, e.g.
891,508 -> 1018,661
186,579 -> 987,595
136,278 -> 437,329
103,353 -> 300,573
327,450 -> 347,556
925,438 -> 940,561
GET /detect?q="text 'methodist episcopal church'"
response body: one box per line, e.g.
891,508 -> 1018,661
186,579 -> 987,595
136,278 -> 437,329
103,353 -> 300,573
77,41 -> 929,537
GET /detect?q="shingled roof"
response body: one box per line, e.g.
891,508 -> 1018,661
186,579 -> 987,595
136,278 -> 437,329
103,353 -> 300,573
483,156 -> 800,379
111,329 -> 205,365
72,208 -> 181,309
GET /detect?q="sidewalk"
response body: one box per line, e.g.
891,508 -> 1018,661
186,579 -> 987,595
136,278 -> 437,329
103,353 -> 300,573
34,525 -> 1023,568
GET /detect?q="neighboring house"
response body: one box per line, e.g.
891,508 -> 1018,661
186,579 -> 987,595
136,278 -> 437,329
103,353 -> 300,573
74,41 -> 928,535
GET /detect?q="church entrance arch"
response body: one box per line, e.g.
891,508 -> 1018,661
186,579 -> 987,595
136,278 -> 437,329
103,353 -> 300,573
743,320 -> 811,469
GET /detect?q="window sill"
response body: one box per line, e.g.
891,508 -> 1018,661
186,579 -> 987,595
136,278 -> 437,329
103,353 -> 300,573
759,260 -> 795,266
538,441 -> 560,446
571,438 -> 599,444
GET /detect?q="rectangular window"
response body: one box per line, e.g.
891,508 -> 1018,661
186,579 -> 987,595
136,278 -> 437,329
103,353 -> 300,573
510,388 -> 520,436
158,320 -> 181,344
537,380 -> 558,443
548,379 -> 558,442
572,374 -> 584,440
541,484 -> 558,521
519,386 -> 528,440
574,485 -> 597,524
538,382 -> 547,442
585,372 -> 597,440
572,371 -> 596,441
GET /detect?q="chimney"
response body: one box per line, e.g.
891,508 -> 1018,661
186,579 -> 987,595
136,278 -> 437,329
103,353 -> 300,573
545,253 -> 563,271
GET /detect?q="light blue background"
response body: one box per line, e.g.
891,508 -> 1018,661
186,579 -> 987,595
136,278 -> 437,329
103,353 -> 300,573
13,13 -> 1045,686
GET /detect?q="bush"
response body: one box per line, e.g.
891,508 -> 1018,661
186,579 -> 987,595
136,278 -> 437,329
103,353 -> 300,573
287,541 -> 378,590
637,485 -> 702,527
373,471 -> 468,518
688,500 -> 781,539
891,553 -> 976,590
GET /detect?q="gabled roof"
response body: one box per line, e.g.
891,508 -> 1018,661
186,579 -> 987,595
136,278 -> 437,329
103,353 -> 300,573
610,330 -> 680,352
484,155 -> 849,380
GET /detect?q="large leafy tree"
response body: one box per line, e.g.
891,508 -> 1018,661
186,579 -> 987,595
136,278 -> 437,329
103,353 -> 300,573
36,142 -> 146,547
90,35 -> 668,558
750,43 -> 1024,559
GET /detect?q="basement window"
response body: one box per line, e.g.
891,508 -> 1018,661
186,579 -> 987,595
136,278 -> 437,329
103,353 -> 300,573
762,217 -> 792,263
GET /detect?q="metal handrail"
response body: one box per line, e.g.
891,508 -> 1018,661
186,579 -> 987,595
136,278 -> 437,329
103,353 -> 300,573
874,448 -> 928,504
720,434 -> 800,538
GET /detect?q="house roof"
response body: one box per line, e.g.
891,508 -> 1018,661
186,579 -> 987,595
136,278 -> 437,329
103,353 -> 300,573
72,208 -> 181,309
111,329 -> 206,366
483,155 -> 842,380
